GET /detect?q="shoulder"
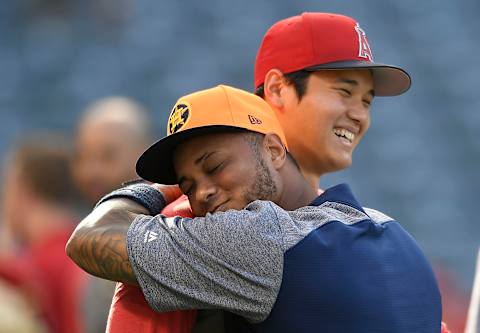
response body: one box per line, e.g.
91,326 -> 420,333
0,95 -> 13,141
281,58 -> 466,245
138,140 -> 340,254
279,203 -> 395,250
362,207 -> 395,224
288,201 -> 369,227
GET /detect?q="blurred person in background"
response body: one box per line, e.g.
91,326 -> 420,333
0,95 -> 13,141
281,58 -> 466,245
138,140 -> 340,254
0,279 -> 49,333
0,207 -> 14,255
0,191 -> 50,333
73,96 -> 152,206
72,96 -> 154,333
0,134 -> 87,333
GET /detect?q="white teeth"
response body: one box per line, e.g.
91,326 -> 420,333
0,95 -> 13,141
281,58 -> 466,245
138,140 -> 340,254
333,128 -> 355,143
345,131 -> 354,141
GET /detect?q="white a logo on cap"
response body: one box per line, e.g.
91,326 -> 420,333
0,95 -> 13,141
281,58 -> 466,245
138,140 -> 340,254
354,23 -> 373,61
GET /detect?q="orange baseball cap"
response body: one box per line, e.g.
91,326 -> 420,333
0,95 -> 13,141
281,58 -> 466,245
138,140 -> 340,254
136,85 -> 288,184
254,12 -> 411,96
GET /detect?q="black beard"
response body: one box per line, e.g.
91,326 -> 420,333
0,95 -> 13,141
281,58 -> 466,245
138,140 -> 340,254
243,154 -> 277,204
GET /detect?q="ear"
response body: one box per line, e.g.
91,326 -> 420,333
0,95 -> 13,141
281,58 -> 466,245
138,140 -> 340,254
263,69 -> 287,109
263,133 -> 287,170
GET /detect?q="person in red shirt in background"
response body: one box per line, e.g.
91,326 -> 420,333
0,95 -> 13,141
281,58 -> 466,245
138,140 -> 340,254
0,134 -> 87,333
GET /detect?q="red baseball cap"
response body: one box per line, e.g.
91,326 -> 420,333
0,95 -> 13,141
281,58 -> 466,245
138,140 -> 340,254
254,12 -> 411,96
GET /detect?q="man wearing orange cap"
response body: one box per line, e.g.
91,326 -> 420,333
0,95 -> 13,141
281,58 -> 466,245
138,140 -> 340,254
67,85 -> 442,332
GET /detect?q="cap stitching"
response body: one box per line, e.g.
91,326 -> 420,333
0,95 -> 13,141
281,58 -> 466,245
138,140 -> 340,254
305,14 -> 317,66
220,85 -> 237,127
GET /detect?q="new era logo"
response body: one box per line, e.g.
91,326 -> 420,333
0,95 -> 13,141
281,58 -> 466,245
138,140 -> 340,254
143,230 -> 158,243
248,115 -> 262,125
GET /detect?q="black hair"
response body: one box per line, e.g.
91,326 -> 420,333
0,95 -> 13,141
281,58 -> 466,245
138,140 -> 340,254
254,70 -> 312,101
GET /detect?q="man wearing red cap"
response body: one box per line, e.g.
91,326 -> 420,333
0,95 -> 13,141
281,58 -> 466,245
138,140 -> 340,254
254,12 -> 410,186
253,13 -> 449,332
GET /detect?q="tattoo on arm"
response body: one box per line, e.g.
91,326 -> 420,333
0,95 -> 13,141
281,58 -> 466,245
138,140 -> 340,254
73,224 -> 136,284
67,200 -> 149,284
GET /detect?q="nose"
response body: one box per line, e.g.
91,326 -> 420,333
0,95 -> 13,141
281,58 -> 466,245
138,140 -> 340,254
346,99 -> 370,128
195,179 -> 218,206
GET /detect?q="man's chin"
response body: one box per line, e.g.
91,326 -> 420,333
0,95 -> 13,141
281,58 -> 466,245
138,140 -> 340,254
329,154 -> 353,172
213,201 -> 247,214
195,200 -> 255,216
338,158 -> 352,170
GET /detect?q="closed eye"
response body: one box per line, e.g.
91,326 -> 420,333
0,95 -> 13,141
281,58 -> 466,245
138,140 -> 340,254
337,88 -> 352,96
362,99 -> 372,107
179,182 -> 194,196
207,162 -> 224,175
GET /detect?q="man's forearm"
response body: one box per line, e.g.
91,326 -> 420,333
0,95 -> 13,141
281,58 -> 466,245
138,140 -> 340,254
66,199 -> 148,284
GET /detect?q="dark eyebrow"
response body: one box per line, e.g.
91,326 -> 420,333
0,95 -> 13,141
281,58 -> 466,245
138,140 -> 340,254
336,78 -> 375,97
195,151 -> 217,165
336,78 -> 359,86
177,151 -> 218,186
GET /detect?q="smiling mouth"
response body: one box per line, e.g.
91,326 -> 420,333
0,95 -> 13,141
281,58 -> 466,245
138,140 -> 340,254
333,128 -> 355,143
211,201 -> 229,214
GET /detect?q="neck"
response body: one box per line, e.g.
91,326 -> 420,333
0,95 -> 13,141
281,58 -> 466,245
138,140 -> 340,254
277,164 -> 318,211
298,165 -> 321,192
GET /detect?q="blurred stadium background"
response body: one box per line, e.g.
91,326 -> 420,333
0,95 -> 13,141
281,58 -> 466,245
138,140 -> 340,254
0,0 -> 478,329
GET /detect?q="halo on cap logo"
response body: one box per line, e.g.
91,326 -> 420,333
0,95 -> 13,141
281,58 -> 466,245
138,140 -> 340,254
354,23 -> 373,61
168,102 -> 191,135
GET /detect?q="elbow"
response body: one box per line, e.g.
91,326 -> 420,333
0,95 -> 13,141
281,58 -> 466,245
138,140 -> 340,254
65,227 -> 96,275
65,229 -> 82,264
65,232 -> 74,259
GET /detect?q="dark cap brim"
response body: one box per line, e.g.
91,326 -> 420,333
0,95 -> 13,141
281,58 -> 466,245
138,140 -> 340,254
136,126 -> 249,184
304,60 -> 411,96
